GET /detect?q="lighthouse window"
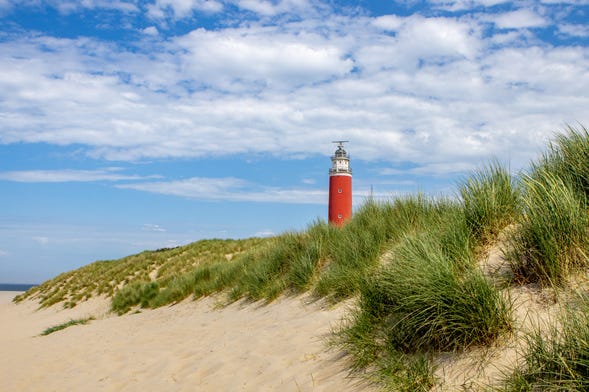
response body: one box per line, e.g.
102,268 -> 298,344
338,188 -> 343,193
338,214 -> 343,219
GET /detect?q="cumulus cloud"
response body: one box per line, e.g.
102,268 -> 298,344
559,24 -> 589,38
235,0 -> 316,17
493,8 -> 548,29
0,2 -> 588,178
372,14 -> 404,31
147,0 -> 223,19
141,26 -> 159,36
173,27 -> 353,88
237,0 -> 277,15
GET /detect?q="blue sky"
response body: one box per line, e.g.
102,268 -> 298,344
1,0 -> 588,283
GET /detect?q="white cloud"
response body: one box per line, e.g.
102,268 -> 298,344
380,161 -> 478,177
358,16 -> 481,73
147,0 -> 223,19
117,177 -> 328,204
0,168 -> 160,183
372,15 -> 404,31
493,8 -> 548,29
173,27 -> 353,88
402,16 -> 481,59
50,0 -> 139,14
254,230 -> 275,237
2,0 -> 317,18
142,224 -> 167,232
540,0 -> 589,4
427,0 -> 511,11
120,177 -> 248,196
559,24 -> 589,38
141,26 -> 159,36
235,0 -> 315,17
238,0 -> 278,15
0,7 -> 588,178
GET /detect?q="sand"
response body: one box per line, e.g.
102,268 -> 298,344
0,291 -> 374,392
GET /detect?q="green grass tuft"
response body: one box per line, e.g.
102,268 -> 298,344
505,126 -> 589,285
41,317 -> 95,336
536,126 -> 589,200
111,281 -> 160,315
503,296 -> 589,391
507,169 -> 589,285
335,203 -> 512,389
315,195 -> 449,300
459,160 -> 520,247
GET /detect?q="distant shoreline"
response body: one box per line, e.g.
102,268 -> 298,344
0,283 -> 37,292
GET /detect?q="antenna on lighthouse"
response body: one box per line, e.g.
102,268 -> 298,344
332,140 -> 349,148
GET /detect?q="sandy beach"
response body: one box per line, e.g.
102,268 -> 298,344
0,291 -> 374,391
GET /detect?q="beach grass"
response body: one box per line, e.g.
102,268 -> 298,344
15,125 -> 589,391
335,198 -> 512,387
459,160 -> 520,248
15,237 -> 269,309
535,126 -> 589,199
506,127 -> 589,285
41,317 -> 95,336
507,170 -> 589,285
503,295 -> 589,391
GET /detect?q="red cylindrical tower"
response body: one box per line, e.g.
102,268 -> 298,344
328,141 -> 352,226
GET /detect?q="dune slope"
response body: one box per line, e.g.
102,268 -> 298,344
1,292 -> 374,392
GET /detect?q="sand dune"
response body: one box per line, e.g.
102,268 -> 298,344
1,291 -> 374,391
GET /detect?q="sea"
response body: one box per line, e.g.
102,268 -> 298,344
0,283 -> 37,291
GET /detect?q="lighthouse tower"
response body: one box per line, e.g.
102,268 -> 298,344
328,141 -> 352,226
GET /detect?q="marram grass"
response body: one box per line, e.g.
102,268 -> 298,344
534,126 -> 589,199
15,237 -> 268,309
507,170 -> 589,285
41,317 -> 95,336
17,126 -> 589,391
506,127 -> 589,286
503,296 -> 589,391
459,160 -> 520,247
336,216 -> 512,388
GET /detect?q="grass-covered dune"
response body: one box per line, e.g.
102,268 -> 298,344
15,237 -> 270,309
15,126 -> 589,391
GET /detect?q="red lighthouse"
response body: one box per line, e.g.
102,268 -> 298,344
328,141 -> 352,226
